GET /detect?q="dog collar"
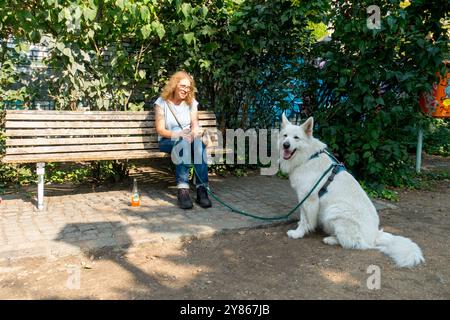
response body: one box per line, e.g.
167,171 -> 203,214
309,149 -> 342,164
309,149 -> 327,160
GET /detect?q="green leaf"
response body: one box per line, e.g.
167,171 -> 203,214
151,21 -> 165,40
62,47 -> 72,58
183,32 -> 195,45
80,50 -> 91,62
181,3 -> 191,18
73,7 -> 82,20
68,63 -> 77,75
358,41 -> 365,54
199,59 -> 212,70
58,9 -> 65,22
83,7 -> 97,22
63,7 -> 72,20
203,42 -> 219,52
201,25 -> 215,36
190,16 -> 199,29
18,42 -> 30,53
56,42 -> 65,52
141,24 -> 152,39
111,56 -> 118,67
116,0 -> 125,10
77,63 -> 85,73
375,97 -> 385,105
140,5 -> 150,22
29,30 -> 41,43
201,5 -> 209,18
363,151 -> 372,159
138,70 -> 146,79
346,153 -> 358,166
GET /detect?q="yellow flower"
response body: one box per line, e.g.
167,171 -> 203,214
399,0 -> 411,9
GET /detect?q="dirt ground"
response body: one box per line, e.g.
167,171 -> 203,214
0,156 -> 449,300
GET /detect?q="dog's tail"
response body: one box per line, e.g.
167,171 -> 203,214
375,230 -> 425,268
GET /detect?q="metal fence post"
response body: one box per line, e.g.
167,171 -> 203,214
36,163 -> 45,210
416,127 -> 423,173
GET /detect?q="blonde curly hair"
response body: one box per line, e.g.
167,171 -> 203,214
161,71 -> 197,106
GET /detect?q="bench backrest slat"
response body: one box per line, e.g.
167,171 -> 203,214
5,128 -> 157,137
5,120 -> 155,129
5,110 -> 217,121
2,110 -> 219,163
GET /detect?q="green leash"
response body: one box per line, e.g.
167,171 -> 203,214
193,163 -> 334,221
174,139 -> 334,221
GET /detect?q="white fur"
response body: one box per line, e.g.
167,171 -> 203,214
280,114 -> 425,268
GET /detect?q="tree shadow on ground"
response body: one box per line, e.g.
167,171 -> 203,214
50,198 -> 449,300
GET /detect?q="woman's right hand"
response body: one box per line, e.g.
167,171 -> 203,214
173,129 -> 193,143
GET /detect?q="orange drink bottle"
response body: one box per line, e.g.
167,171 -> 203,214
131,178 -> 141,207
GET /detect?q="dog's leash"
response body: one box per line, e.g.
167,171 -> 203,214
192,164 -> 334,221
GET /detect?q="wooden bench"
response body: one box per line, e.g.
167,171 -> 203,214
1,110 -> 220,210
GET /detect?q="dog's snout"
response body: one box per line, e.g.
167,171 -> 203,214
283,141 -> 290,150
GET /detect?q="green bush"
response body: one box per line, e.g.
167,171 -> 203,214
424,118 -> 450,157
300,0 -> 448,187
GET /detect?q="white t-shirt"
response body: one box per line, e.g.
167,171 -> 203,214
154,97 -> 198,140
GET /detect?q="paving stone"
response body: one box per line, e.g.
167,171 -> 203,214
97,230 -> 114,239
25,234 -> 43,241
85,221 -> 105,229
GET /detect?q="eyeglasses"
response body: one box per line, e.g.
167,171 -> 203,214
178,84 -> 191,91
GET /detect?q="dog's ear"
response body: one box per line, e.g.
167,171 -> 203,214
281,112 -> 290,128
302,117 -> 314,137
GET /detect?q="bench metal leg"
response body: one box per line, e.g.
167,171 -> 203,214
36,163 -> 45,210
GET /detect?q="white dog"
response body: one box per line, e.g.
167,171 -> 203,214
280,114 -> 424,268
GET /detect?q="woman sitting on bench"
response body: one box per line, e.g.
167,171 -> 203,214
154,71 -> 212,210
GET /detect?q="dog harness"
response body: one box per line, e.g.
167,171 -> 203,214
309,149 -> 346,198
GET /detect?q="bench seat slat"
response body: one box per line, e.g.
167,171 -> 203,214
2,150 -> 167,163
5,132 -> 216,147
2,145 -> 223,163
6,136 -> 158,146
6,142 -> 160,155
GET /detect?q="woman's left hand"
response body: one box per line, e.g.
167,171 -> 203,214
179,129 -> 194,143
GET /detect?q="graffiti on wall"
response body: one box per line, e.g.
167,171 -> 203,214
420,64 -> 450,118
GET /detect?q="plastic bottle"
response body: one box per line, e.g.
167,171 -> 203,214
131,178 -> 141,207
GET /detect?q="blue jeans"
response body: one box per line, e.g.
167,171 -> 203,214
158,137 -> 209,189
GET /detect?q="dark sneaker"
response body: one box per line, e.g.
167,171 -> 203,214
177,188 -> 193,210
196,186 -> 212,208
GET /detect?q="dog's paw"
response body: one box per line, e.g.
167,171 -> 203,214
323,236 -> 339,246
287,229 -> 305,239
